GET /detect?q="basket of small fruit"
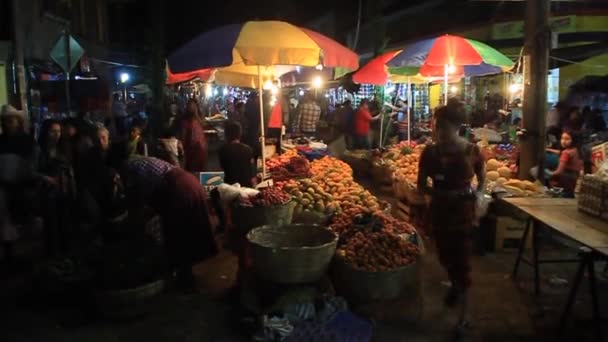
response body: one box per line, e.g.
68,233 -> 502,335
330,210 -> 421,301
247,224 -> 338,284
232,187 -> 295,233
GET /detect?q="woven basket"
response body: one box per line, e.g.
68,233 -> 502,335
332,256 -> 419,302
232,200 -> 295,234
371,164 -> 393,186
246,224 -> 338,284
342,155 -> 372,177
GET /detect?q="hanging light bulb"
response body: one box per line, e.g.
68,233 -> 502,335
450,85 -> 458,94
312,76 -> 322,89
270,85 -> 278,95
299,90 -> 305,96
509,83 -> 521,94
205,84 -> 213,98
447,65 -> 457,74
263,80 -> 273,90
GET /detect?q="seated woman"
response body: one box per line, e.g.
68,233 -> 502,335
532,130 -> 583,198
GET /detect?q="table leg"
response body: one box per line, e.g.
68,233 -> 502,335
533,220 -> 541,296
587,256 -> 602,340
512,217 -> 532,279
559,252 -> 587,331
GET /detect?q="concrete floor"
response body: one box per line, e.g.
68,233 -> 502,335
1,155 -> 607,341
2,238 -> 606,342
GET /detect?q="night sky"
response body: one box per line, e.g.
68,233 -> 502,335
163,0 -> 352,52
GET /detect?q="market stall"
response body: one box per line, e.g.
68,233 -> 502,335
214,151 -> 423,339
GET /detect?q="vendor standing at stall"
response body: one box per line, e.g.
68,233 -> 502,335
417,100 -> 485,335
354,99 -> 381,149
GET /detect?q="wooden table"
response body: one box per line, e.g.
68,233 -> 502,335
502,198 -> 608,340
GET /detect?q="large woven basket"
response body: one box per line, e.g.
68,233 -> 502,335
246,224 -> 338,284
371,164 -> 394,186
232,200 -> 295,233
342,155 -> 372,177
332,256 -> 419,302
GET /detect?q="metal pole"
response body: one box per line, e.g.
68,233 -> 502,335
11,0 -> 28,113
407,77 -> 412,144
257,66 -> 267,179
64,30 -> 71,115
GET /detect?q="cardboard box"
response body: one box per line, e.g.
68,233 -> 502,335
495,216 -> 532,251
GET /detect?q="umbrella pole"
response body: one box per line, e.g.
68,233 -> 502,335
257,66 -> 266,179
407,77 -> 411,144
444,64 -> 448,105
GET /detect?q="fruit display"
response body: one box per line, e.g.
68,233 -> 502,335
239,187 -> 291,207
266,150 -> 312,181
282,178 -> 342,216
330,207 -> 416,239
310,156 -> 352,177
486,158 -> 544,196
336,232 -> 419,272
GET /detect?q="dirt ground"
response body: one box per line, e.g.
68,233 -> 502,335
1,160 -> 606,341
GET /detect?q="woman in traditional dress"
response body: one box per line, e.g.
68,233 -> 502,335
121,155 -> 217,289
418,100 -> 485,335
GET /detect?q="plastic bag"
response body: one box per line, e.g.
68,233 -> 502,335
217,183 -> 259,204
473,193 -> 490,227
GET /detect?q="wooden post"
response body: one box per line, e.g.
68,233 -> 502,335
519,0 -> 550,181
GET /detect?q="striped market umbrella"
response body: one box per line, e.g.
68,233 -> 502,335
387,35 -> 514,104
167,21 -> 359,177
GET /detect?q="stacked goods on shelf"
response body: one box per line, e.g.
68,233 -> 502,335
265,150 -> 312,181
578,164 -> 608,221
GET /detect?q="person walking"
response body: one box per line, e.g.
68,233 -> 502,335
417,100 -> 485,336
121,156 -> 218,290
176,99 -> 208,173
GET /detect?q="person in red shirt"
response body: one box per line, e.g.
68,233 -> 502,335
354,99 -> 380,149
550,130 -> 583,197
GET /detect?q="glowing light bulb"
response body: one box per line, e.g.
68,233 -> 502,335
205,84 -> 213,98
263,80 -> 273,90
509,83 -> 521,94
450,85 -> 458,94
312,76 -> 322,89
299,90 -> 304,96
315,64 -> 323,71
270,85 -> 278,95
223,87 -> 229,96
447,65 -> 457,74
